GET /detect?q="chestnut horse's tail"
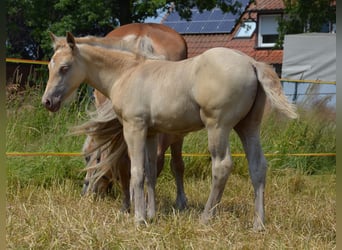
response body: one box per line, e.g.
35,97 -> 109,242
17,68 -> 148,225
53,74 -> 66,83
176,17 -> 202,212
252,61 -> 298,119
70,99 -> 127,186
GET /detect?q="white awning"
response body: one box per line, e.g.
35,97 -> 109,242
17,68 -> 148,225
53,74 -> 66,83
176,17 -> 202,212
281,33 -> 336,82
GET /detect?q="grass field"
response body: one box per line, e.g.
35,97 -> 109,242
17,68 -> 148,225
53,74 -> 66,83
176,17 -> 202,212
6,85 -> 336,249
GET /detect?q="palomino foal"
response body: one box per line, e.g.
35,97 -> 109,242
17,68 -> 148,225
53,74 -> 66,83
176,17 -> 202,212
42,33 -> 297,230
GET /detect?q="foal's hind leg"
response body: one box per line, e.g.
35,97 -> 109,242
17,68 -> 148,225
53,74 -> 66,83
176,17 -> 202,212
234,87 -> 267,231
157,134 -> 188,210
201,126 -> 233,223
145,135 -> 158,220
235,126 -> 267,231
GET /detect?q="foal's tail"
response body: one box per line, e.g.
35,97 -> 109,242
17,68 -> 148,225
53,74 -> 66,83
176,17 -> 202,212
252,61 -> 298,119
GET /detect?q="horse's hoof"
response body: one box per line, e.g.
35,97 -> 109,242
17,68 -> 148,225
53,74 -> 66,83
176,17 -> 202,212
175,197 -> 188,211
253,220 -> 265,232
200,213 -> 211,225
134,214 -> 148,226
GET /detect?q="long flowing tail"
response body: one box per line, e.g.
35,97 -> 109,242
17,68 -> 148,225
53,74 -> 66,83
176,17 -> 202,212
252,61 -> 298,119
70,99 -> 127,186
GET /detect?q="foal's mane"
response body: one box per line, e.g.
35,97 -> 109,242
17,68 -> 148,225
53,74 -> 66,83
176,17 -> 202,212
54,33 -> 165,61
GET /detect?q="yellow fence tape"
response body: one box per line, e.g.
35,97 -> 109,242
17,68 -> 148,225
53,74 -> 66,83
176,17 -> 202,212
6,58 -> 49,65
280,79 -> 336,85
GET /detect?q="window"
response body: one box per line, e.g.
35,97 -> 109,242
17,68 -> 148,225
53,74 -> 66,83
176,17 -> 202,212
258,15 -> 280,47
235,21 -> 256,38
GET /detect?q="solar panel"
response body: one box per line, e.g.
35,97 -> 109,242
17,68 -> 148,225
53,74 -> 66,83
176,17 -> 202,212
202,21 -> 221,33
188,22 -> 205,33
174,22 -> 188,33
163,0 -> 250,34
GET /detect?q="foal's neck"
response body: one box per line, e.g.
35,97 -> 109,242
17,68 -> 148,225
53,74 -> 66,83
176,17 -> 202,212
79,44 -> 142,98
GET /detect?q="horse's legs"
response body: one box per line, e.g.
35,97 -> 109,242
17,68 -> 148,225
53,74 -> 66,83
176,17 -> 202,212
157,134 -> 187,210
156,134 -> 167,176
118,155 -> 131,213
169,137 -> 188,210
145,135 -> 158,219
201,126 -> 233,223
235,124 -> 267,231
123,122 -> 147,224
234,85 -> 267,231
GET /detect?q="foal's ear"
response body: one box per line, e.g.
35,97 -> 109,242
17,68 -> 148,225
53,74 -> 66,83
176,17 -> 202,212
49,32 -> 58,43
66,32 -> 76,50
49,32 -> 59,51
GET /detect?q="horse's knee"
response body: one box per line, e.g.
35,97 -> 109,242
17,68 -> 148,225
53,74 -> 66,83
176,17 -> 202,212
212,157 -> 233,176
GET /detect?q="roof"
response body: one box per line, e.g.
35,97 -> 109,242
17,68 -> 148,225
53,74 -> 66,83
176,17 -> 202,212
253,0 -> 284,11
162,0 -> 285,64
183,34 -> 231,58
183,33 -> 283,64
163,0 -> 250,34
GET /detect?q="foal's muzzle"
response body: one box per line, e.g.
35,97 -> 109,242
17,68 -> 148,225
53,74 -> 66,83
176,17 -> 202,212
42,95 -> 61,112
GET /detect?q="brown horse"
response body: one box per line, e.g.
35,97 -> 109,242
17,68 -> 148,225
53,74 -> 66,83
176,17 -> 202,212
80,23 -> 188,211
42,33 -> 297,230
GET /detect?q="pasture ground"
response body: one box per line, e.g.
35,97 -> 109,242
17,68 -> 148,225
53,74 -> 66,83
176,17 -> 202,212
7,169 -> 335,249
6,85 -> 336,249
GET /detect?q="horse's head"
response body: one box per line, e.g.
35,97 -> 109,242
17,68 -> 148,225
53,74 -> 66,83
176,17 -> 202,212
42,32 -> 86,112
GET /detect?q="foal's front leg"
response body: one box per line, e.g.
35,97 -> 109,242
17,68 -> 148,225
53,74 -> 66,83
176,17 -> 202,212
123,122 -> 148,224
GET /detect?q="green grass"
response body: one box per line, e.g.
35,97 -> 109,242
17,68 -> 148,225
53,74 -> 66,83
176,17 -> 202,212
6,85 -> 336,249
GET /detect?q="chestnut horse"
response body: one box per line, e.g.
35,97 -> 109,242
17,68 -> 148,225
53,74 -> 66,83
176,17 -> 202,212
80,23 -> 188,211
42,33 -> 297,230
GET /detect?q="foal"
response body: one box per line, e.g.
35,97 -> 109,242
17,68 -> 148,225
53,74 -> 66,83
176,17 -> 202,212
42,33 -> 297,230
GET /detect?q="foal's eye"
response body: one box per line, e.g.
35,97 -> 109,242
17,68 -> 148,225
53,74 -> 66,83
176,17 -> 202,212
60,65 -> 69,74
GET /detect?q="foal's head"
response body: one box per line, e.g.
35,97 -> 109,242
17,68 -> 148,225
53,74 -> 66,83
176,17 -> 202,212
42,32 -> 85,112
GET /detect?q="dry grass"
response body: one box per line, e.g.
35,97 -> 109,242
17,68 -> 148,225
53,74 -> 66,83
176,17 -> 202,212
7,169 -> 335,249
6,84 -> 335,249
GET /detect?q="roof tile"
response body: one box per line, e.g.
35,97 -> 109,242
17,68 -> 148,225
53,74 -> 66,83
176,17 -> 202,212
255,0 -> 284,10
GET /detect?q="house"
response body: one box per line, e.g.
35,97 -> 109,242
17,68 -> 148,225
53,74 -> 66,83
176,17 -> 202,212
162,0 -> 336,106
162,0 -> 285,74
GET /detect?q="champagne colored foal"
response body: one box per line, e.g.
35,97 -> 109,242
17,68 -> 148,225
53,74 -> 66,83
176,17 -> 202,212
42,32 -> 297,230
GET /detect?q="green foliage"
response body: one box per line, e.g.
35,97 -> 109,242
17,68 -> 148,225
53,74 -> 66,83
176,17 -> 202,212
261,111 -> 335,174
277,0 -> 336,47
6,0 -> 122,60
6,0 -> 246,60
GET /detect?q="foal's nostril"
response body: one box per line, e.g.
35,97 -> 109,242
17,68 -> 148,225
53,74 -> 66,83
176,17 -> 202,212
44,99 -> 51,108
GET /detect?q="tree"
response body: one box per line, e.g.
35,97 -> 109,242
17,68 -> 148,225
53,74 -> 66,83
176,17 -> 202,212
6,0 -> 121,60
6,0 -> 245,60
277,0 -> 336,47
